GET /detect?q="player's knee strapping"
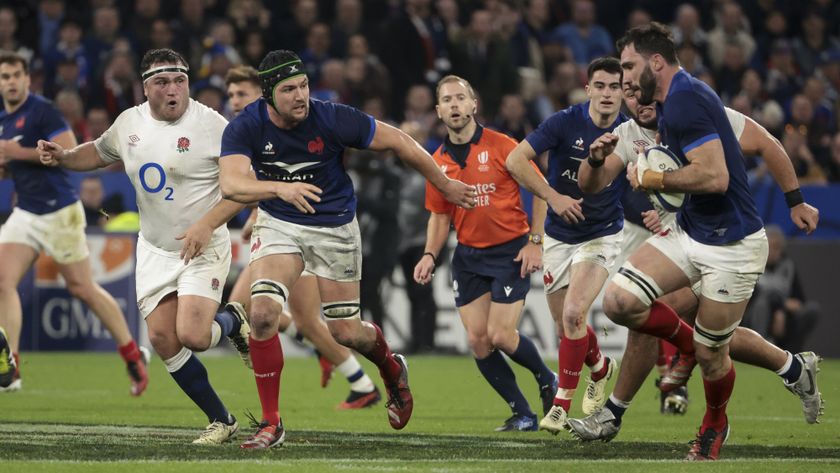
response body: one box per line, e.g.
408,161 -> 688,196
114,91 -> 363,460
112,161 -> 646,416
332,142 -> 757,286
694,319 -> 739,348
612,262 -> 664,306
163,347 -> 193,373
250,279 -> 289,305
322,300 -> 361,320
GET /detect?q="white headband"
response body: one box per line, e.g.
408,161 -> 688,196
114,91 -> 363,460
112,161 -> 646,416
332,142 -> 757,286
141,65 -> 189,82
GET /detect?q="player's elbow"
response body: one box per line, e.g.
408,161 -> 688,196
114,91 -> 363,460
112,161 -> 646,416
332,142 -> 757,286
504,152 -> 522,174
708,169 -> 729,194
219,178 -> 237,201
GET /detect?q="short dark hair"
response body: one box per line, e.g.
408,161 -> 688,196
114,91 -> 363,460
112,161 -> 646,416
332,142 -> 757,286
587,57 -> 622,82
0,51 -> 28,74
616,22 -> 678,65
139,48 -> 188,73
225,65 -> 260,88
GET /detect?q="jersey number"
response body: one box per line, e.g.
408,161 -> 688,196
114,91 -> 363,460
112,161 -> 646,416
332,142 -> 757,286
139,163 -> 174,201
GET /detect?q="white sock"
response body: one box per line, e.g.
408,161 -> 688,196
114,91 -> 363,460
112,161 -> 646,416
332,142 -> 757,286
609,394 -> 631,409
590,356 -> 605,375
163,347 -> 192,373
775,351 -> 794,377
209,322 -> 222,348
336,355 -> 375,393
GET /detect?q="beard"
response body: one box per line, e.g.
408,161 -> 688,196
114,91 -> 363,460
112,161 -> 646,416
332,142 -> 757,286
637,64 -> 657,106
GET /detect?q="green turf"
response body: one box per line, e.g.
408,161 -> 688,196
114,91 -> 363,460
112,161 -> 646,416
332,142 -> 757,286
1,352 -> 837,472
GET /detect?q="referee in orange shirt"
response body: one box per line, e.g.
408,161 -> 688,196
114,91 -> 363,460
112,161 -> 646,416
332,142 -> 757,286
414,75 -> 558,431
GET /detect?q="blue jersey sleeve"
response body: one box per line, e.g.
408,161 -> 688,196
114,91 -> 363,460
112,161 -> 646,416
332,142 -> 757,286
332,103 -> 375,149
525,109 -> 569,155
38,101 -> 71,140
665,91 -> 721,155
220,115 -> 255,159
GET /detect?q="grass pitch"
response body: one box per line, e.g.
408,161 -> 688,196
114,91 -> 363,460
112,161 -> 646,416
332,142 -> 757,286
0,352 -> 837,472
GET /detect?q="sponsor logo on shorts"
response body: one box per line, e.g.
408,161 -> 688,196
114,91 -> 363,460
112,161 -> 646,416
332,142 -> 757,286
717,287 -> 730,296
129,134 -> 140,143
452,279 -> 459,298
251,237 -> 262,253
596,254 -> 606,263
344,267 -> 355,276
658,228 -> 671,237
176,136 -> 190,153
211,278 -> 220,291
543,270 -> 554,286
503,286 -> 513,297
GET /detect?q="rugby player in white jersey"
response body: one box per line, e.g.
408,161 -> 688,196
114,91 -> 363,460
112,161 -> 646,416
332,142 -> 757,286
38,49 -> 251,445
568,80 -> 824,442
225,65 -> 381,408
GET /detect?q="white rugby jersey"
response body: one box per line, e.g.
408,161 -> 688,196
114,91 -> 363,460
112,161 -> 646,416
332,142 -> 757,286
614,107 -> 746,166
95,99 -> 230,252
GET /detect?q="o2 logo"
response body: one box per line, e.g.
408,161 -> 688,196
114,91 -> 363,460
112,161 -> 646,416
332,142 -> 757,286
138,162 -> 174,201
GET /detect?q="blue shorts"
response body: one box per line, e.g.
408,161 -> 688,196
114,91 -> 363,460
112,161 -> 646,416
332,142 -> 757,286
451,235 -> 531,307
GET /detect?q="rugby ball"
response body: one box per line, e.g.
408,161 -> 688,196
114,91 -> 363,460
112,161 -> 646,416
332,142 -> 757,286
643,145 -> 685,212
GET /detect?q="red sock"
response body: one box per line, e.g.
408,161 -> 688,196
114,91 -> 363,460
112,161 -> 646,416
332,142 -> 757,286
702,363 -> 735,431
657,339 -> 678,367
637,301 -> 695,354
249,335 -> 284,425
554,335 -> 588,410
361,323 -> 401,383
584,325 -> 602,367
118,340 -> 141,363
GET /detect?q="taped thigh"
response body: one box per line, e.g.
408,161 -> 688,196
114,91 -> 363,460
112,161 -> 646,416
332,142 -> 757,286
611,261 -> 664,307
250,278 -> 289,305
694,319 -> 740,348
322,299 -> 361,320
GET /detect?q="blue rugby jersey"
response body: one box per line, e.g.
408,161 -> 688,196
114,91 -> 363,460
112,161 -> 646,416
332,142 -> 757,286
0,94 -> 76,214
657,70 -> 762,244
221,98 -> 375,227
525,101 -> 629,244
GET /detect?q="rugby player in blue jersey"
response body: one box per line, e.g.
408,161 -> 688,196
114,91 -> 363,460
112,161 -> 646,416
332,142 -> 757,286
506,57 -> 627,434
589,22 -> 790,460
219,50 -> 476,449
0,51 -> 148,396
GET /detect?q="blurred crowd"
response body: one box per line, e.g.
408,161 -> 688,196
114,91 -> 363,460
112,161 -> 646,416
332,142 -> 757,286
2,0 -> 840,183
2,0 -> 838,350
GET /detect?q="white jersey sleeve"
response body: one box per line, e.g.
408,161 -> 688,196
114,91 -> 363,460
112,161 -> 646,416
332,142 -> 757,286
613,119 -> 657,166
724,107 -> 746,140
94,112 -> 130,164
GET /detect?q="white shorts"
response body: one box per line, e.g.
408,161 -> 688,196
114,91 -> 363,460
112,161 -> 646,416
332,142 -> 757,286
647,224 -> 768,303
619,222 -> 651,261
542,231 -> 623,294
135,235 -> 231,318
0,201 -> 89,264
250,209 -> 362,282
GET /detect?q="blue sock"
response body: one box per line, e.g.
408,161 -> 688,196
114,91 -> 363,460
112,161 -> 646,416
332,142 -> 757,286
507,333 -> 555,387
214,307 -> 240,338
475,350 -> 533,417
779,352 -> 803,384
605,397 -> 628,424
170,354 -> 232,424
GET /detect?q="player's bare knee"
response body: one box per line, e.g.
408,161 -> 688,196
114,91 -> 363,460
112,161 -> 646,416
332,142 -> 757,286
176,329 -> 210,352
148,328 -> 179,356
328,323 -> 356,347
467,332 -> 491,357
603,289 -> 644,325
487,327 -> 515,351
65,281 -> 94,303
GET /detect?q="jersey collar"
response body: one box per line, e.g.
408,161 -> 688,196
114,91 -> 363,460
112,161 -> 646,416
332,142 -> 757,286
442,123 -> 483,156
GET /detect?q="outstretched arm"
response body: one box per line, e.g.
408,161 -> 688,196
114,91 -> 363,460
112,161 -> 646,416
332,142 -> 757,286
368,120 -> 476,209
739,116 -> 819,234
38,135 -> 109,171
579,132 -> 627,193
